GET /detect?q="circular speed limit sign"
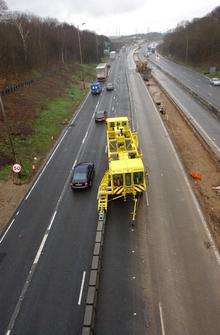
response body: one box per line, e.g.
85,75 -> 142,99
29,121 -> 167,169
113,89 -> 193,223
12,163 -> 22,173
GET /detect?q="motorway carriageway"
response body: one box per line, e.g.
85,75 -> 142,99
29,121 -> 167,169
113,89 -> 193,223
0,53 -> 121,334
94,49 -> 220,335
1,47 -> 220,335
139,48 -> 220,157
149,52 -> 220,110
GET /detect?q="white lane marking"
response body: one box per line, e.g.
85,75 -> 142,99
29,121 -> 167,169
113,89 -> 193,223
1,92 -> 91,243
0,219 -> 15,244
6,331 -> 11,335
105,145 -> 107,153
5,92 -> 99,334
25,127 -> 69,201
16,210 -> 20,216
158,79 -> 220,155
159,302 -> 166,335
48,210 -> 57,231
82,137 -> 85,144
5,210 -> 58,334
24,91 -> 91,201
33,234 -> 48,265
78,271 -> 86,305
145,191 -> 149,206
145,84 -> 220,264
72,159 -> 77,169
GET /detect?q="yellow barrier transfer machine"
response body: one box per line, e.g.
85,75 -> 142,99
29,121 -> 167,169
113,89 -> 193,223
97,116 -> 147,222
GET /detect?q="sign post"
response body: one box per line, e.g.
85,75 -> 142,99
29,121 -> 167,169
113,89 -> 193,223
12,163 -> 22,184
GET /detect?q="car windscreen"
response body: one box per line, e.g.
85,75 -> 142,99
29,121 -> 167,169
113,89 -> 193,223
96,111 -> 104,116
73,172 -> 87,181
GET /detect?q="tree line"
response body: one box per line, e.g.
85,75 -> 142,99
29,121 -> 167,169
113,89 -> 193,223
0,0 -> 109,75
159,6 -> 220,66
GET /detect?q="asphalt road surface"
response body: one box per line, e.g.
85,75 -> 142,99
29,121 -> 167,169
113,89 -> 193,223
151,64 -> 220,155
1,47 -> 220,335
95,49 -> 220,335
0,55 -> 121,334
139,48 -> 220,157
140,48 -> 220,110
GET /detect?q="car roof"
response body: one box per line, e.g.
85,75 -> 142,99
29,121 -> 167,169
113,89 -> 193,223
95,110 -> 106,114
74,162 -> 92,172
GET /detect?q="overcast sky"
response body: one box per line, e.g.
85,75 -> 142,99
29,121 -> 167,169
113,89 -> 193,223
6,0 -> 220,36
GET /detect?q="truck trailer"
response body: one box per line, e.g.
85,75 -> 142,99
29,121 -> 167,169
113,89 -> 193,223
110,51 -> 116,60
96,63 -> 108,81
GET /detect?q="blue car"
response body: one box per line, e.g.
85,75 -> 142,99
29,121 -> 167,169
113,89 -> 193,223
91,81 -> 102,95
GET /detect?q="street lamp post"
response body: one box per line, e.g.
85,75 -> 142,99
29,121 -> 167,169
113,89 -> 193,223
77,23 -> 86,89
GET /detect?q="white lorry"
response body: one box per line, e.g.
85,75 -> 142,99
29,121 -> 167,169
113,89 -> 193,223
96,63 -> 108,81
109,51 -> 116,60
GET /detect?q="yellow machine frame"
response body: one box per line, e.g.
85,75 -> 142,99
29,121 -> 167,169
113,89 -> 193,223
97,116 -> 147,221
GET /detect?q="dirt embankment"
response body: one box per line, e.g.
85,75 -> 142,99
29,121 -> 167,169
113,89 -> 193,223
147,78 -> 220,249
0,63 -> 79,167
0,63 -> 94,231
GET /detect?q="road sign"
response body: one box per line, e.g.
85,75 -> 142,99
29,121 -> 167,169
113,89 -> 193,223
12,163 -> 21,173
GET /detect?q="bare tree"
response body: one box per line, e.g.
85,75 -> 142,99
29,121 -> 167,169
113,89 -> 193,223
0,0 -> 8,13
160,6 -> 220,66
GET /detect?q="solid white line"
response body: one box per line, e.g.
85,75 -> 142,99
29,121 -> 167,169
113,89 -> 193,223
145,83 -> 220,264
78,271 -> 86,305
159,302 -> 166,335
0,219 -> 15,244
6,330 -> 11,335
24,92 -> 91,202
72,159 -> 77,169
4,91 -> 96,333
145,191 -> 149,206
48,210 -> 57,231
166,90 -> 220,154
33,234 -> 48,265
16,210 -> 20,216
25,128 -> 70,200
105,145 -> 107,153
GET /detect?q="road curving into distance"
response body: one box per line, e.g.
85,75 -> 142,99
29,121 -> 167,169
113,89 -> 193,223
0,54 -> 120,335
95,49 -> 220,335
1,46 -> 220,335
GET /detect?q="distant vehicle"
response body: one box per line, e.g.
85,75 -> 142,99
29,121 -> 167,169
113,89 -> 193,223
95,110 -> 107,122
71,162 -> 94,189
106,82 -> 114,91
96,63 -> 108,81
110,51 -> 116,60
210,77 -> 220,86
90,81 -> 102,95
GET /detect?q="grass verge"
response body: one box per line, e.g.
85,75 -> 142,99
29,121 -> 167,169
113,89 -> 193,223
0,63 -> 96,181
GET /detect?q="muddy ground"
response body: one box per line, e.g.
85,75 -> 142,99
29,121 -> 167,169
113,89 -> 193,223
147,77 -> 220,249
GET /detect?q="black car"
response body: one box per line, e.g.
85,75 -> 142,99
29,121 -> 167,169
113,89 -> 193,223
71,162 -> 94,189
95,110 -> 107,122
